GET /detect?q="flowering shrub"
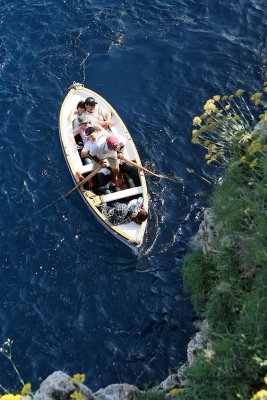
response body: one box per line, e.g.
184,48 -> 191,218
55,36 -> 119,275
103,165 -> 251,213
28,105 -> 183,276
180,83 -> 267,400
69,373 -> 86,384
251,375 -> 267,400
191,85 -> 267,169
0,339 -> 31,399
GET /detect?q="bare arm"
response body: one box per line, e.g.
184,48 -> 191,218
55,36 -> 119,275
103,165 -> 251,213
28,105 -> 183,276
80,148 -> 107,167
68,109 -> 77,125
98,111 -> 115,129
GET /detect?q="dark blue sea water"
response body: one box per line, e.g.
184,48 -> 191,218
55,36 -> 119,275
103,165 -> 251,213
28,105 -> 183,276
0,0 -> 266,393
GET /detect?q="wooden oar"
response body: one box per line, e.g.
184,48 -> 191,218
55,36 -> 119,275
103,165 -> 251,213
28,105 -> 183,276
33,166 -> 102,216
120,156 -> 181,182
65,166 -> 102,197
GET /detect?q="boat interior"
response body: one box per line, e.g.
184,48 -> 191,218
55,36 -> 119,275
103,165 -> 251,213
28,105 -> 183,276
61,89 -> 146,209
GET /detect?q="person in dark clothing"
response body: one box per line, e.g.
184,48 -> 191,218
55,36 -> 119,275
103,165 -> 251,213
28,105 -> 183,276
93,167 -> 120,195
120,162 -> 141,187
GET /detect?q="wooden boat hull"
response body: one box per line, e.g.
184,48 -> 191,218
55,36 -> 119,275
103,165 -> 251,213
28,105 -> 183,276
59,83 -> 148,251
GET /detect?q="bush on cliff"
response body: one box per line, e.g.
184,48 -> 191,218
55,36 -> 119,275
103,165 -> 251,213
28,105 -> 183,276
179,88 -> 267,400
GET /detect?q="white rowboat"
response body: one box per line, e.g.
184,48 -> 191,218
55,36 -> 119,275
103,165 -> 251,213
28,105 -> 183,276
59,83 -> 148,251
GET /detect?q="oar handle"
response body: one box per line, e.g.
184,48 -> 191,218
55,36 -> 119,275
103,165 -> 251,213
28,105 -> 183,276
65,166 -> 102,197
121,157 -> 162,177
121,156 -> 176,181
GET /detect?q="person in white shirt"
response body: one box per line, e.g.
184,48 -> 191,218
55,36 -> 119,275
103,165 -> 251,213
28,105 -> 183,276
67,100 -> 86,129
81,129 -> 126,185
83,96 -> 114,129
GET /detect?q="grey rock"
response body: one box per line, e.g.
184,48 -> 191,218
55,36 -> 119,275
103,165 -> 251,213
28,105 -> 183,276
187,332 -> 204,365
33,371 -> 94,400
187,319 -> 209,365
177,363 -> 188,386
94,383 -> 141,400
159,374 -> 180,391
190,208 -> 215,253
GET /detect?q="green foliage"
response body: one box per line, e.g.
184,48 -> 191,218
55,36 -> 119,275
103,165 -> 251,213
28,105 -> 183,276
181,93 -> 267,400
136,387 -> 165,400
206,279 -> 246,335
182,250 -> 215,316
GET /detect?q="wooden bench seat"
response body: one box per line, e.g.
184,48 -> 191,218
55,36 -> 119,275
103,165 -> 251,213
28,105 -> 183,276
80,163 -> 94,173
99,186 -> 143,203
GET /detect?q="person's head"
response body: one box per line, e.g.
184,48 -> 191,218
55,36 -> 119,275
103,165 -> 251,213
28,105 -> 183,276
106,135 -> 119,150
85,126 -> 97,140
134,208 -> 148,224
85,97 -> 97,113
78,115 -> 91,129
76,100 -> 86,115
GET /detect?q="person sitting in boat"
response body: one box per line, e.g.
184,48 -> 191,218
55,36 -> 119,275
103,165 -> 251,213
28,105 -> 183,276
83,96 -> 115,129
72,115 -> 105,146
99,197 -> 148,226
81,131 -> 126,186
67,100 -> 86,129
92,167 -> 121,196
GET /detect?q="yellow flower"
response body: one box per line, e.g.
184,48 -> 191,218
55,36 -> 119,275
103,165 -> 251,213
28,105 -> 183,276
192,137 -> 200,144
264,87 -> 267,93
239,133 -> 251,143
255,99 -> 262,105
229,95 -> 234,100
233,115 -> 240,121
224,104 -> 231,111
222,95 -> 228,101
208,144 -> 216,154
192,116 -> 202,126
169,388 -> 183,395
199,126 -> 208,133
235,89 -> 245,97
264,82 -> 267,86
207,154 -> 217,165
205,154 -> 211,159
216,110 -> 223,117
263,145 -> 267,151
209,122 -> 217,131
21,383 -> 31,396
192,129 -> 200,137
213,95 -> 221,101
70,392 -> 84,400
251,389 -> 267,400
248,140 -> 261,155
251,92 -> 262,102
203,99 -> 218,114
259,114 -> 265,119
240,156 -> 246,163
70,373 -> 86,384
264,374 -> 267,385
249,159 -> 257,170
204,140 -> 211,145
0,395 -> 21,400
